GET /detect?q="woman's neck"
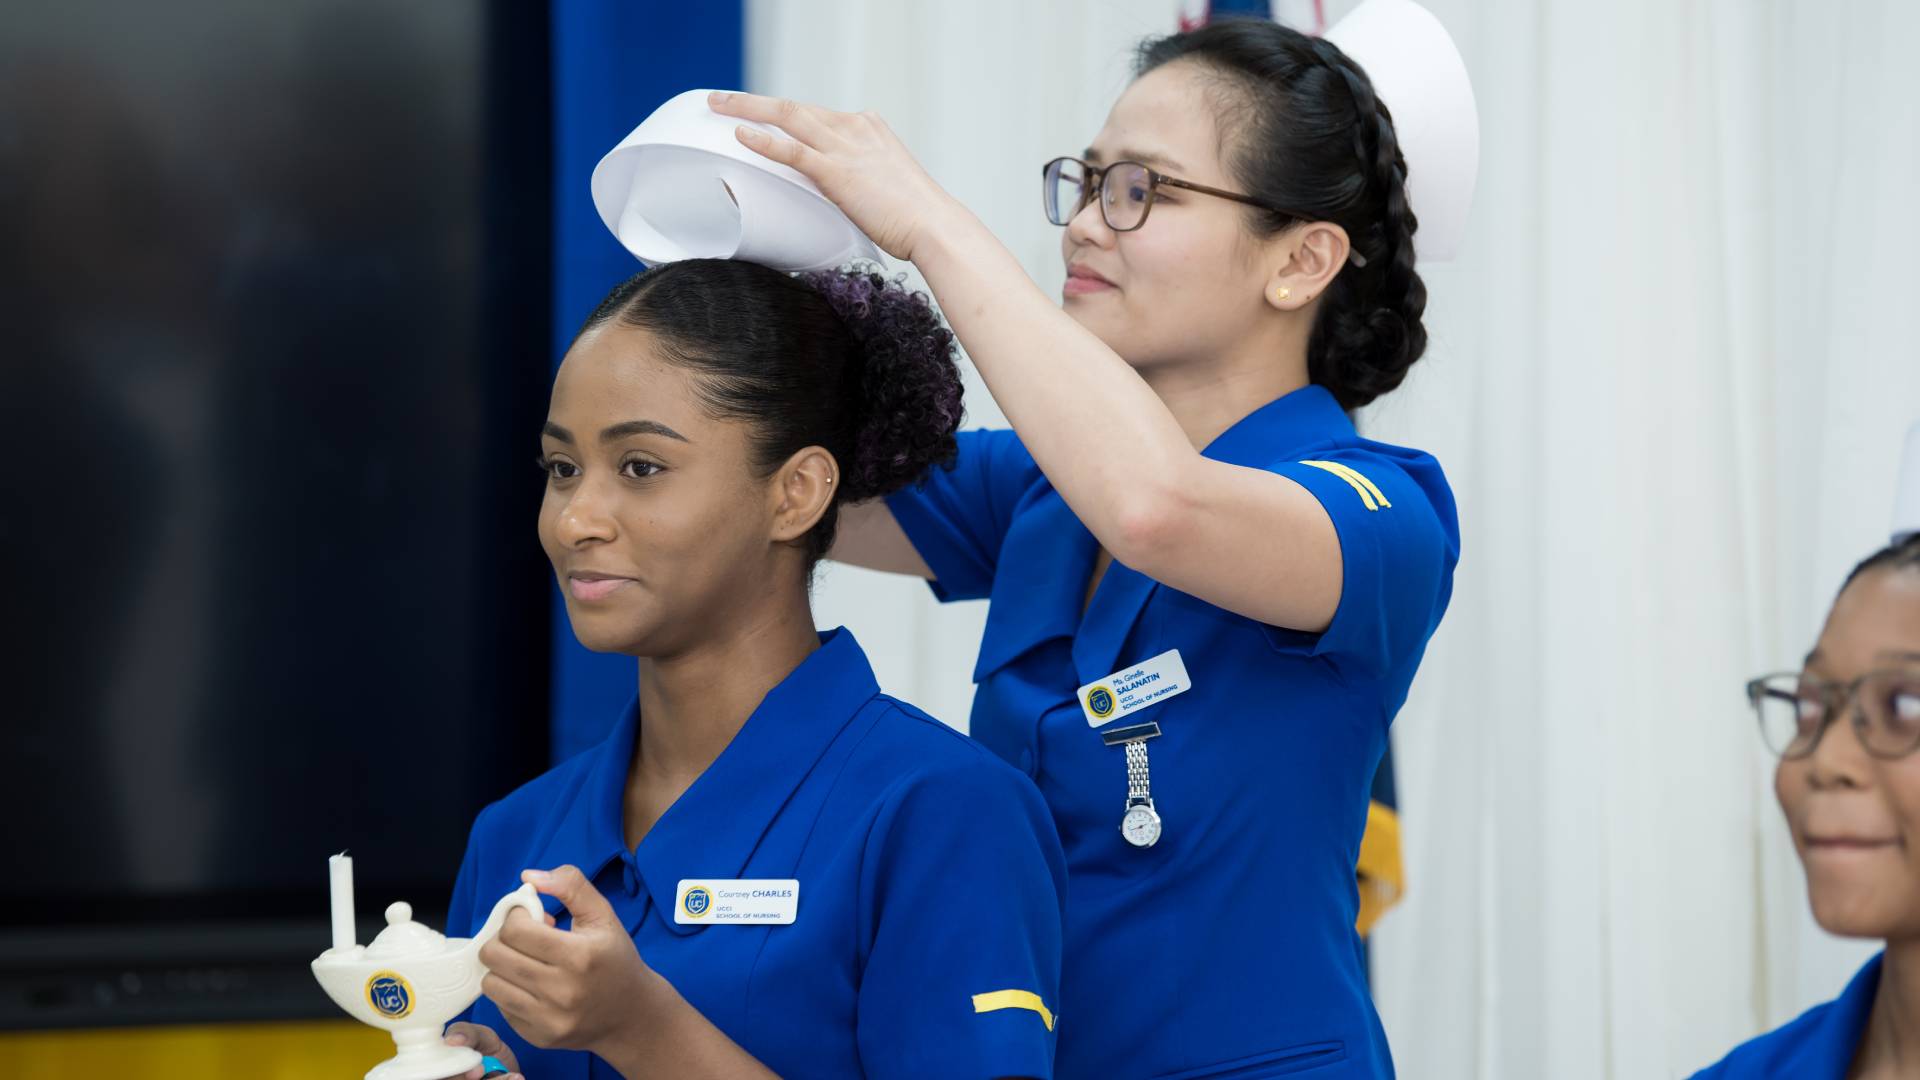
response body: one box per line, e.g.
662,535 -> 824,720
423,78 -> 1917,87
1853,937 -> 1920,1078
624,589 -> 820,838
1136,317 -> 1312,450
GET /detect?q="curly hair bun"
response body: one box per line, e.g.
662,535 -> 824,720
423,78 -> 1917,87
800,269 -> 964,501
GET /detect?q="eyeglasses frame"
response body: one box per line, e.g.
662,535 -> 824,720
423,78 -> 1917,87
1748,668 -> 1920,760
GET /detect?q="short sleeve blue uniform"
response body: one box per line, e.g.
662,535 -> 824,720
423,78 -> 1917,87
1691,953 -> 1881,1079
885,384 -> 1459,1078
445,628 -> 1066,1080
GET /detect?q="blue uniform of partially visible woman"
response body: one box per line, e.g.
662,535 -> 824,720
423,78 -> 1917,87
1694,535 -> 1920,1079
713,18 -> 1460,1077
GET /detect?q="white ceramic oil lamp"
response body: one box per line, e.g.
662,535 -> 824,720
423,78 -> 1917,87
312,853 -> 543,1080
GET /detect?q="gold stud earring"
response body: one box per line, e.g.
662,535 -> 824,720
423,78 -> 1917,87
1274,286 -> 1291,303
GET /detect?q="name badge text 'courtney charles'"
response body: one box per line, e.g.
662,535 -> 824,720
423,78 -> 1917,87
674,880 -> 799,924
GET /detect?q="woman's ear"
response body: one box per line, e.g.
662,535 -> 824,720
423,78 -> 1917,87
1263,221 -> 1351,311
769,446 -> 838,543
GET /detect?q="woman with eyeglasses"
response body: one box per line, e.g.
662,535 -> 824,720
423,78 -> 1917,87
1694,535 -> 1920,1078
709,16 -> 1457,1078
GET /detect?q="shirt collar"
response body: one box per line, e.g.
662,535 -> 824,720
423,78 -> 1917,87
1802,951 -> 1883,1073
1199,383 -> 1354,468
547,628 -> 877,933
533,702 -> 640,890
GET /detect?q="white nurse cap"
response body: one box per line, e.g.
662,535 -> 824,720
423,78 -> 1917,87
1325,0 -> 1479,263
1895,421 -> 1920,544
590,88 -> 882,272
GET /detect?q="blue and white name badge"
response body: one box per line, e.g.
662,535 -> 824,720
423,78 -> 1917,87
1078,649 -> 1192,728
674,879 -> 799,925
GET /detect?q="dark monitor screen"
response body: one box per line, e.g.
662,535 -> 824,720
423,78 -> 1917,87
0,0 -> 553,1026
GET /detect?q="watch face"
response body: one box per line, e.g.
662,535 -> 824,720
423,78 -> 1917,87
1121,806 -> 1162,848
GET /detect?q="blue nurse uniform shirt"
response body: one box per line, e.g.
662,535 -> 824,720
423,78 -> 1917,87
885,384 -> 1459,1078
445,628 -> 1066,1080
1691,953 -> 1881,1079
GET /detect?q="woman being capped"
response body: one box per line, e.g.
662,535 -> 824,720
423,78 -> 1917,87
440,261 -> 1066,1080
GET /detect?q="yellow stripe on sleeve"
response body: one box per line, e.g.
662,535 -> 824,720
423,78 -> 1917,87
1317,460 -> 1391,508
1298,460 -> 1380,511
971,989 -> 1055,1032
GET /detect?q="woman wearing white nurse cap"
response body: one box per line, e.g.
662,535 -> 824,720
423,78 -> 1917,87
698,0 -> 1479,1076
590,88 -> 881,271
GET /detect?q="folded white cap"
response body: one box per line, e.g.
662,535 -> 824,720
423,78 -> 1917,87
591,89 -> 882,272
1326,0 -> 1479,263
1895,421 -> 1920,544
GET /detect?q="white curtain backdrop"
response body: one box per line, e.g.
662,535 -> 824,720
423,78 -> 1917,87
747,1 -> 1920,1076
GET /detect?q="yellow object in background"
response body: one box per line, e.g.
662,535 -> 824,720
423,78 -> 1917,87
3,1020 -> 389,1080
1355,799 -> 1406,937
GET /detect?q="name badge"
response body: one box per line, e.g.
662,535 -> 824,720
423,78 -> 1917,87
674,879 -> 798,925
1078,649 -> 1192,728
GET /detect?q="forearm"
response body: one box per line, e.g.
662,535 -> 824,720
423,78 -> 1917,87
597,967 -> 780,1080
912,203 -> 1199,557
826,499 -> 934,578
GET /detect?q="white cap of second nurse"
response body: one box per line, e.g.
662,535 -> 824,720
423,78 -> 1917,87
591,88 -> 882,272
1325,0 -> 1480,263
1895,421 -> 1920,544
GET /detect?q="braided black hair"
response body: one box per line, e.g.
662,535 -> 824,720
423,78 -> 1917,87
1137,18 -> 1427,410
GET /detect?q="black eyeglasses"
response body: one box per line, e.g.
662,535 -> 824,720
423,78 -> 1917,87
1041,157 -> 1365,265
1748,670 -> 1920,759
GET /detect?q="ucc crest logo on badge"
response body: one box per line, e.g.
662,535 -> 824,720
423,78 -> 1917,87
364,971 -> 414,1019
1086,686 -> 1116,719
681,886 -> 713,919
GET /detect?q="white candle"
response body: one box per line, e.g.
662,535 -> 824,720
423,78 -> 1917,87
329,851 -> 356,952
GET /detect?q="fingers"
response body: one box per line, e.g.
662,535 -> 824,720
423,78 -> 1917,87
706,91 -> 834,144
731,126 -> 818,172
482,970 -> 544,1028
479,932 -> 559,990
494,908 -> 572,966
445,1021 -> 494,1051
524,865 -> 616,928
442,1022 -> 495,1080
708,90 -> 847,178
443,1020 -> 523,1075
480,933 -> 556,991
